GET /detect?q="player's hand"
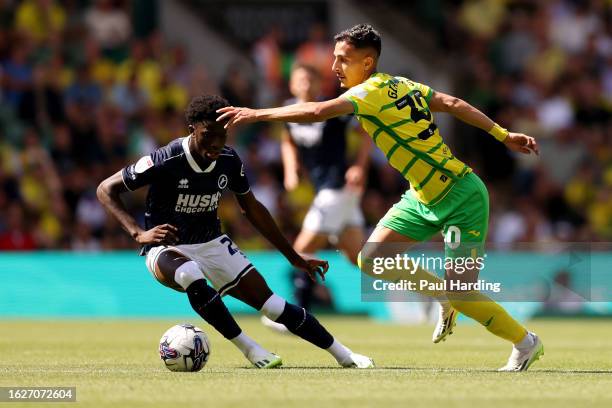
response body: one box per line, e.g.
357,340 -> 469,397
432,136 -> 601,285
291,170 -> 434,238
293,257 -> 329,282
216,106 -> 258,129
135,224 -> 179,245
504,132 -> 539,155
284,171 -> 299,191
345,165 -> 366,191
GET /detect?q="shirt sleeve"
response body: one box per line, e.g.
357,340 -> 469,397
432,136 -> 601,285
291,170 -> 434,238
227,151 -> 251,195
121,144 -> 171,191
412,81 -> 434,103
341,83 -> 379,116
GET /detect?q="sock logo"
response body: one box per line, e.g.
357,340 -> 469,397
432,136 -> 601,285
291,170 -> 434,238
483,316 -> 494,327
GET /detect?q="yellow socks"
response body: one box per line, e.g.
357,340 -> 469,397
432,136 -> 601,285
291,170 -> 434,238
447,291 -> 527,344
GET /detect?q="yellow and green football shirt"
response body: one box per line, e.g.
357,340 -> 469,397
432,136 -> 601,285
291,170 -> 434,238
342,72 -> 471,206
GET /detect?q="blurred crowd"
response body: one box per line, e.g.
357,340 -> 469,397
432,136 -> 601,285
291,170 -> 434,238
0,0 -> 610,252
0,0 -> 212,250
410,0 -> 612,243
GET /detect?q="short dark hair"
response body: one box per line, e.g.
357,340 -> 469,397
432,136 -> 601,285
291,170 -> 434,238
334,23 -> 381,57
185,95 -> 230,126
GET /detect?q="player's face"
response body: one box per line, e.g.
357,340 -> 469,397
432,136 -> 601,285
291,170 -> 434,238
332,41 -> 374,89
289,68 -> 321,102
191,122 -> 227,161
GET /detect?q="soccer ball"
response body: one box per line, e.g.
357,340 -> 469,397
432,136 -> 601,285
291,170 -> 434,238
159,323 -> 210,372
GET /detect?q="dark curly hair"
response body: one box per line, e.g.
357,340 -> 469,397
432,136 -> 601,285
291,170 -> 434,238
334,23 -> 381,57
185,95 -> 230,126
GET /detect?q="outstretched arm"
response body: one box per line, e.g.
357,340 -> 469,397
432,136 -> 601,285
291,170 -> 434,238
216,97 -> 354,128
429,91 -> 539,155
234,191 -> 328,281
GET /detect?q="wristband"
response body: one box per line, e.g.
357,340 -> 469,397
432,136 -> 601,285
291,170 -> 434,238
489,123 -> 509,142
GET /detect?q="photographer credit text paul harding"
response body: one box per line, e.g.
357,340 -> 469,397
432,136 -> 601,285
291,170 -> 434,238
368,254 -> 502,293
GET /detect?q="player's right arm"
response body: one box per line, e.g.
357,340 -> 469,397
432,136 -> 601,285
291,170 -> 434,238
216,97 -> 354,128
280,128 -> 300,191
429,90 -> 539,155
97,171 -> 178,245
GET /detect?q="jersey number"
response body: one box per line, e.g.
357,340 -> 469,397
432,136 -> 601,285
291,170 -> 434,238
220,237 -> 239,256
444,226 -> 461,250
396,91 -> 432,123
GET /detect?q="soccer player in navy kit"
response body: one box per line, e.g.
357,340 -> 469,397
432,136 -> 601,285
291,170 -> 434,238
97,95 -> 373,368
263,65 -> 371,331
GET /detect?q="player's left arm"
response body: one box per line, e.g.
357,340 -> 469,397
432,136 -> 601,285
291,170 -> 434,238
345,124 -> 373,191
429,91 -> 539,155
234,191 -> 329,281
216,97 -> 354,128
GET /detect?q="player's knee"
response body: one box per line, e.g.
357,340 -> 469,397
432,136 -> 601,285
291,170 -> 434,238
357,249 -> 378,278
175,261 -> 204,290
260,294 -> 286,321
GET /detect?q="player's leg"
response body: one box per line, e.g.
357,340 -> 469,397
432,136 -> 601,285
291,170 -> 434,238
292,229 -> 329,310
443,249 -> 543,370
288,189 -> 349,311
268,193 -> 365,331
359,198 -> 456,342
336,225 -> 364,265
259,229 -> 328,333
260,229 -> 328,332
359,220 -> 446,297
335,188 -> 366,265
227,270 -> 374,368
441,173 -> 543,371
149,248 -> 279,368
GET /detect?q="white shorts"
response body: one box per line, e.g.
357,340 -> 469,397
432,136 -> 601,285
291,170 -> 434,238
302,188 -> 364,235
145,234 -> 253,295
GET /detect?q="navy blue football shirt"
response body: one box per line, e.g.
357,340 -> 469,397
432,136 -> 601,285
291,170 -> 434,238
284,98 -> 352,191
121,136 -> 250,253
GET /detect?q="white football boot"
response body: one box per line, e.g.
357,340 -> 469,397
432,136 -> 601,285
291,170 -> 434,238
249,349 -> 283,369
432,301 -> 458,343
498,332 -> 544,372
339,353 -> 375,368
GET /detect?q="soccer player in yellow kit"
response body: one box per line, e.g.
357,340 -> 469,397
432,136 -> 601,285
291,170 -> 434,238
218,24 -> 544,371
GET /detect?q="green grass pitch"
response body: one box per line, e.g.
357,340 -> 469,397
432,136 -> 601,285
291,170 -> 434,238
1,317 -> 612,407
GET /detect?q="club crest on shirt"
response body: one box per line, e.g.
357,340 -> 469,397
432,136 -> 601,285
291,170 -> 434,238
218,174 -> 228,189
